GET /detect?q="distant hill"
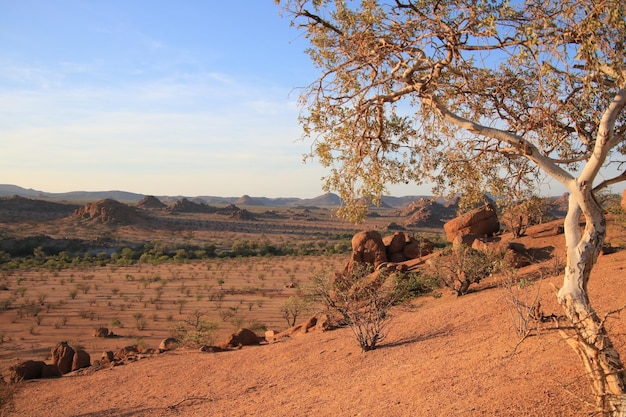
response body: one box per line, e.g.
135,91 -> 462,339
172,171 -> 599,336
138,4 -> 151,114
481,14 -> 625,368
0,184 -> 144,203
0,195 -> 79,221
293,193 -> 343,207
0,183 -> 432,208
236,195 -> 265,206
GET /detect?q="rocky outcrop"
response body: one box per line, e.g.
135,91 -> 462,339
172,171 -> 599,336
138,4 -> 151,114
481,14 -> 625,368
71,199 -> 149,225
400,198 -> 457,228
443,203 -> 500,243
137,195 -> 166,210
166,198 -> 216,214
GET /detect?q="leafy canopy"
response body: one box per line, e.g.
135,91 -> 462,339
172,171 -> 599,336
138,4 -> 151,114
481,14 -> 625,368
277,0 -> 626,222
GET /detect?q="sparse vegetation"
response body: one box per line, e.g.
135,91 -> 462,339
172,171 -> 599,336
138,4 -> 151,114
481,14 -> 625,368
431,245 -> 496,296
279,296 -> 312,327
313,262 -> 418,352
172,310 -> 219,348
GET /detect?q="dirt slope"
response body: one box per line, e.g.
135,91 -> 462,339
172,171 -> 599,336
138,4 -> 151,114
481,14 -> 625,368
3,220 -> 626,417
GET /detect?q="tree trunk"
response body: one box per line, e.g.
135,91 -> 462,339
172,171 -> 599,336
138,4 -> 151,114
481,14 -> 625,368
557,191 -> 626,415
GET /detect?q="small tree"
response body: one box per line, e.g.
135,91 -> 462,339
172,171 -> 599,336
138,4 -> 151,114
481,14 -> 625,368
313,262 -> 410,352
279,296 -> 312,327
173,310 -> 219,348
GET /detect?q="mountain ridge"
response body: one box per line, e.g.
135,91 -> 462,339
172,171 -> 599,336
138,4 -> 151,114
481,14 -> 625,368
0,184 -> 428,208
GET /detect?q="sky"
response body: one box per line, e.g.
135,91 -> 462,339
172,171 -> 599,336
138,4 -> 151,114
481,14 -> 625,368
0,0 -> 387,198
0,2 -> 621,200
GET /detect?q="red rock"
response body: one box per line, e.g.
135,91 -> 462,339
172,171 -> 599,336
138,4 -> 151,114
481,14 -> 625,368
72,349 -> 91,371
10,360 -> 45,381
52,342 -> 75,375
222,328 -> 261,348
444,204 -> 500,242
349,230 -> 387,270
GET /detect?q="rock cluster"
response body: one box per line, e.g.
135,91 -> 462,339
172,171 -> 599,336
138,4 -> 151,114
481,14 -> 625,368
348,230 -> 435,271
8,342 -> 91,381
136,195 -> 166,210
52,341 -> 91,374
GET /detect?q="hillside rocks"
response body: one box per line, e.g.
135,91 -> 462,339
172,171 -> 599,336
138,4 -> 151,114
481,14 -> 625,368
71,199 -> 149,225
52,342 -> 91,374
443,203 -> 500,243
348,230 -> 436,271
137,195 -> 165,210
220,328 -> 262,348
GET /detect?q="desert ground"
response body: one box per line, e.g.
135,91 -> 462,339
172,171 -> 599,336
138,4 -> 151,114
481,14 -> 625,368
1,195 -> 625,416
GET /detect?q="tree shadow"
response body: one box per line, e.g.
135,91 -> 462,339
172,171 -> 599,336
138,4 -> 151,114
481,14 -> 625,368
71,407 -> 155,417
508,243 -> 555,262
380,325 -> 454,349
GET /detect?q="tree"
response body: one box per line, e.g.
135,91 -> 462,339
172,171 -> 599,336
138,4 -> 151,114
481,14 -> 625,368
277,0 -> 626,413
279,296 -> 312,327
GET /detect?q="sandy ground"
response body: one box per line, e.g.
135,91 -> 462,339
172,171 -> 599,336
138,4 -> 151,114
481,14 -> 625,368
2,219 -> 626,416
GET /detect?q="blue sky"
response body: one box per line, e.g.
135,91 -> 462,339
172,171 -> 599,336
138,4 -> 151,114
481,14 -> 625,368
0,0 -> 387,198
2,1 -> 620,199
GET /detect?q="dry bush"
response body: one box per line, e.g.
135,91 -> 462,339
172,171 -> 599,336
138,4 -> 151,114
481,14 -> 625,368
431,245 -> 495,296
312,262 -> 416,352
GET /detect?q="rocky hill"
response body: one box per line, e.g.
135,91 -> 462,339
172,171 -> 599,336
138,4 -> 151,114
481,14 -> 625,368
0,196 -> 79,222
70,199 -> 150,225
137,195 -> 166,210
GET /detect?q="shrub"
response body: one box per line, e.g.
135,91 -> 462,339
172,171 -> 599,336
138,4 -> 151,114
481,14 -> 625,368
313,262 -> 412,352
172,310 -> 219,348
431,245 -> 495,296
279,296 -> 312,327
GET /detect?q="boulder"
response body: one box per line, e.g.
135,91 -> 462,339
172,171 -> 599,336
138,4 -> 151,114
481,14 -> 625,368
101,351 -> 115,363
443,203 -> 500,242
349,230 -> 387,270
41,364 -> 61,378
383,232 -> 406,256
222,328 -> 261,348
9,360 -> 45,382
72,349 -> 91,371
52,342 -> 75,375
403,237 -> 435,259
93,327 -> 109,338
159,337 -> 180,351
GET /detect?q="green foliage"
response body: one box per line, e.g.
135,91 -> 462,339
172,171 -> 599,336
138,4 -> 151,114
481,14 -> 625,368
172,310 -> 219,348
279,296 -> 312,327
278,0 -> 626,222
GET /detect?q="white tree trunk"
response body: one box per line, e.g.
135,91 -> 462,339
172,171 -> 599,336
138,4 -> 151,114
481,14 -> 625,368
557,190 -> 626,415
